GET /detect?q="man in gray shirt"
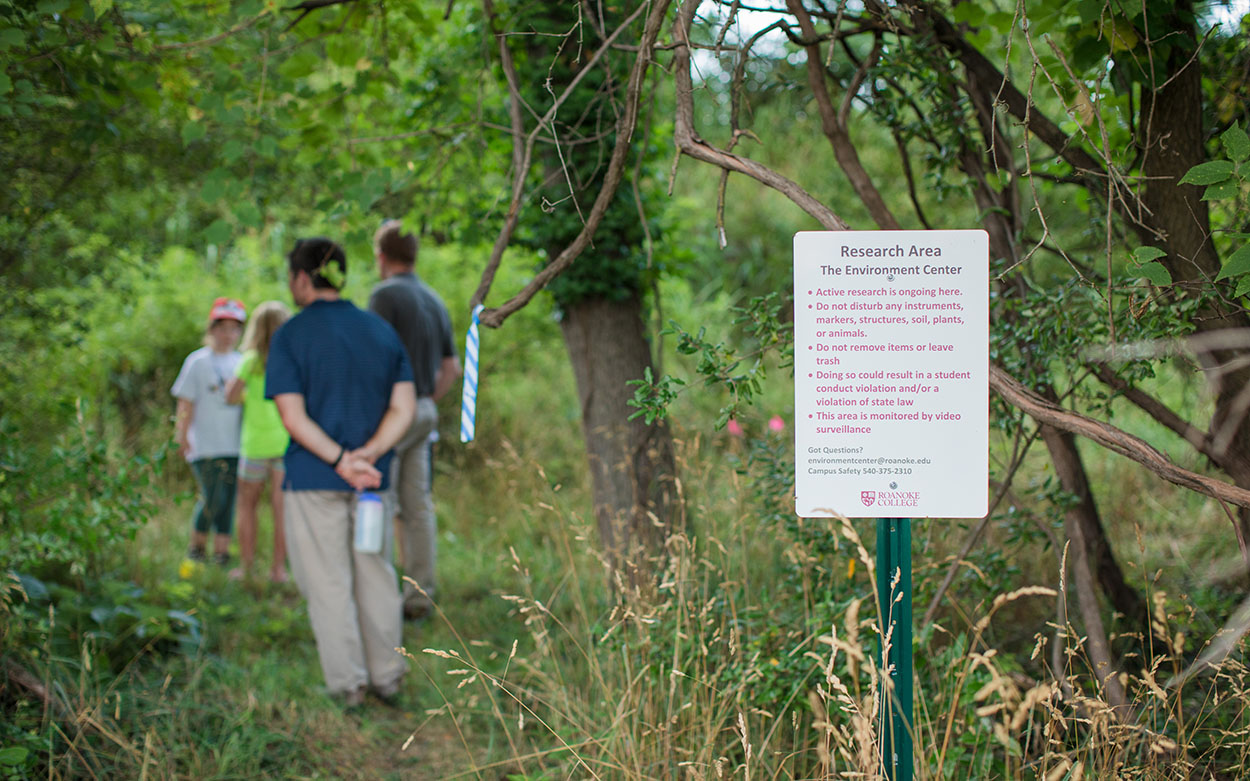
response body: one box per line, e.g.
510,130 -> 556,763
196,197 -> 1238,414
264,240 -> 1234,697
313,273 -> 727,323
368,220 -> 461,619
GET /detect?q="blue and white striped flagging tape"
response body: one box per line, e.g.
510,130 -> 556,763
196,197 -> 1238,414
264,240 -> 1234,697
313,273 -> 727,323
460,304 -> 483,443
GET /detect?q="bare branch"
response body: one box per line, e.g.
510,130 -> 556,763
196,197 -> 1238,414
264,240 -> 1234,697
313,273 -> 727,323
1091,363 -> 1223,463
156,12 -> 268,50
785,0 -> 900,229
475,0 -> 674,326
284,0 -> 358,31
673,0 -> 849,231
471,0 -> 652,312
990,364 -> 1250,509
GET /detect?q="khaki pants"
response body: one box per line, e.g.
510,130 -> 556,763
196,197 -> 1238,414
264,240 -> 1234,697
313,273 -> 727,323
284,490 -> 406,696
392,397 -> 439,611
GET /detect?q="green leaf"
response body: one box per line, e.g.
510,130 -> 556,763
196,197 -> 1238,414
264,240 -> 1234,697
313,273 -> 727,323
1237,275 -> 1250,299
1221,124 -> 1250,163
1216,244 -> 1250,282
37,0 -> 71,15
278,51 -> 320,80
1203,178 -> 1239,201
90,0 -> 114,17
1139,262 -> 1171,286
221,139 -> 246,163
1076,0 -> 1102,24
203,219 -> 232,246
1178,160 -> 1234,186
181,122 -> 207,146
0,73 -> 11,95
1132,246 -> 1166,263
199,169 -> 229,202
951,3 -> 985,25
0,28 -> 23,51
232,201 -> 262,229
0,747 -> 29,766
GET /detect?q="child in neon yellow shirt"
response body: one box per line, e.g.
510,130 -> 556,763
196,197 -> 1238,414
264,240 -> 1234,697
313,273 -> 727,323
226,301 -> 291,582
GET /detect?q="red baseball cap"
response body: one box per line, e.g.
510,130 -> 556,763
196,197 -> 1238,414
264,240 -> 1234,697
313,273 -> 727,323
209,297 -> 247,323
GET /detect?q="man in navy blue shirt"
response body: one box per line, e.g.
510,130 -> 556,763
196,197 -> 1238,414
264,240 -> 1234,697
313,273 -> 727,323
266,237 -> 416,708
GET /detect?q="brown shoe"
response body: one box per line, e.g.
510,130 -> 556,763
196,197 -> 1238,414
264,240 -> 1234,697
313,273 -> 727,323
403,603 -> 432,621
343,686 -> 366,709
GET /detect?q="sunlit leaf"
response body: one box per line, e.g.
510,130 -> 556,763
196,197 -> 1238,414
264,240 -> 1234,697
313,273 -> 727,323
1215,245 -> 1250,282
1221,124 -> 1250,163
1202,178 -> 1239,201
1139,262 -> 1171,286
1179,160 -> 1233,185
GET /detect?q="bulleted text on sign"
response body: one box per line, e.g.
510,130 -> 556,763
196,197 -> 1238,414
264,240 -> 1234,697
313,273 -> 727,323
794,231 -> 989,519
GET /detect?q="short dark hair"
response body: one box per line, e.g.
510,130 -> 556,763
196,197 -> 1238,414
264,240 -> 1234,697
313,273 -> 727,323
287,237 -> 346,290
374,220 -> 417,266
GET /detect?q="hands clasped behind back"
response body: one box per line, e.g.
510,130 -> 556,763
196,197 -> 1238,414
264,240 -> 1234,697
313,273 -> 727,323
335,450 -> 383,491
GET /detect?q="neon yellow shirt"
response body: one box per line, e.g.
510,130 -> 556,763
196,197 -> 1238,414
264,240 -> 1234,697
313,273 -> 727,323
235,350 -> 289,459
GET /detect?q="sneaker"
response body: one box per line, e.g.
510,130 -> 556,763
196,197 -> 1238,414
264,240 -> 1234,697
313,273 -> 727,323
213,552 -> 231,567
187,546 -> 206,562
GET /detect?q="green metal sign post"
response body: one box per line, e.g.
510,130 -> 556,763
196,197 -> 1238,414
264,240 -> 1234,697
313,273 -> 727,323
876,517 -> 913,781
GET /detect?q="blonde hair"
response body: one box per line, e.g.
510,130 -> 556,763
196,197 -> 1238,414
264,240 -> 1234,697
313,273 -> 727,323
239,300 -> 290,370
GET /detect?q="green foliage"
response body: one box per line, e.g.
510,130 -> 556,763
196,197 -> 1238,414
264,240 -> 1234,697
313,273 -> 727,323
0,413 -> 165,581
631,293 -> 793,428
1189,125 -> 1250,293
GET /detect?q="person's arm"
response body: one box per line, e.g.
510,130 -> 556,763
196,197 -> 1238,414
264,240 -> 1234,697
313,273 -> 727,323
273,392 -> 383,491
174,398 -> 194,459
355,381 -> 418,463
224,377 -> 246,405
430,355 -> 462,402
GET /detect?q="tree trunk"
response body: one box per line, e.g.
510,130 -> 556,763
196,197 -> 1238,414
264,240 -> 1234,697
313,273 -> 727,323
559,293 -> 679,587
1138,7 -> 1250,553
1039,423 -> 1147,630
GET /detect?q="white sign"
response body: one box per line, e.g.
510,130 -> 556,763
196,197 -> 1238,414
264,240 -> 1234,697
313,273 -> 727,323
794,230 -> 989,519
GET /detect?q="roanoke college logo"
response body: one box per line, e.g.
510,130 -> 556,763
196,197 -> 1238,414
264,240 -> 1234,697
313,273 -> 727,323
861,491 -> 876,507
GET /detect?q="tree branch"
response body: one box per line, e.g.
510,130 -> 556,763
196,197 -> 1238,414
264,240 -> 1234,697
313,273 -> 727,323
474,0 -> 674,326
673,0 -> 849,231
284,0 -> 358,31
785,0 -> 900,229
155,12 -> 268,50
990,363 -> 1250,509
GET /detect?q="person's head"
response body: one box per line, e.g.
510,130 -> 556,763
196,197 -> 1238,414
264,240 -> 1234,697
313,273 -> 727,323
239,300 -> 290,367
287,237 -> 346,306
204,297 -> 246,352
374,220 -> 417,278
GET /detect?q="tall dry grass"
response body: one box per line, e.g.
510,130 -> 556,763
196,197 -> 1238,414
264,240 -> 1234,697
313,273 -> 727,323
414,430 -> 1250,780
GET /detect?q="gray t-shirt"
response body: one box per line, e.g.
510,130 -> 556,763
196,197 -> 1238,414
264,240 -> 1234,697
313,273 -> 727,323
171,346 -> 242,461
368,272 -> 454,398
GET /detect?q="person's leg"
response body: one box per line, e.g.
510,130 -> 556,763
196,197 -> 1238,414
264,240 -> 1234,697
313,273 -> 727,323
269,462 -> 288,583
284,490 -> 369,697
188,460 -> 211,558
352,489 -> 405,696
205,457 -> 238,562
395,399 -> 438,614
231,476 -> 264,579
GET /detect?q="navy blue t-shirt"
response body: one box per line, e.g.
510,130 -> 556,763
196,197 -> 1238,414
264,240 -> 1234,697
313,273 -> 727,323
266,298 -> 413,491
